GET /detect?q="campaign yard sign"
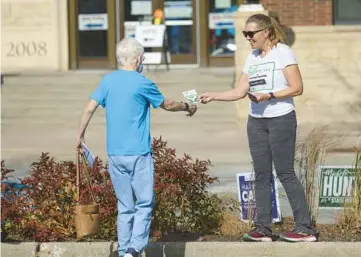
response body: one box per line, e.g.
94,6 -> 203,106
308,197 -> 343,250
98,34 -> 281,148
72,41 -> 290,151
135,24 -> 166,48
81,142 -> 95,169
236,172 -> 282,222
319,166 -> 356,208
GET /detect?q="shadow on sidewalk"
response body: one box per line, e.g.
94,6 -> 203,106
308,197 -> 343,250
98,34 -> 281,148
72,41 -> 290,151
109,242 -> 187,257
145,242 -> 187,257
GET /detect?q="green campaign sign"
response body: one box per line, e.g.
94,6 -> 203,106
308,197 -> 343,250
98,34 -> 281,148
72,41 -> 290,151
319,166 -> 355,208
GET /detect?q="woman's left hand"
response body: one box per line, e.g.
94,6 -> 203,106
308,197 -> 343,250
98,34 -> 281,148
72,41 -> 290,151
250,92 -> 271,103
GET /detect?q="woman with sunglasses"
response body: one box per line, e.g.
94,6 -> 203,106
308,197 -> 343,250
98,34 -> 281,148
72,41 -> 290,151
199,14 -> 318,242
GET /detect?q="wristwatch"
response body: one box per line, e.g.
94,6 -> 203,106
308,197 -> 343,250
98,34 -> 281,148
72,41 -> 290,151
182,102 -> 189,111
269,92 -> 275,99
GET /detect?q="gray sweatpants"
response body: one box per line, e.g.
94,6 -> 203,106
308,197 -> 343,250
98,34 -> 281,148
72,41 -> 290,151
247,110 -> 315,235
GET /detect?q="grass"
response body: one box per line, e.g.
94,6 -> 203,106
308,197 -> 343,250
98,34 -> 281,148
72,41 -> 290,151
203,214 -> 361,242
336,148 -> 361,233
214,126 -> 361,240
218,212 -> 250,236
295,126 -> 338,225
216,133 -> 361,240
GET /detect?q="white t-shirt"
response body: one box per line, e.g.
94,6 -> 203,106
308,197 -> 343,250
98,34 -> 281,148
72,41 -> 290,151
242,43 -> 297,118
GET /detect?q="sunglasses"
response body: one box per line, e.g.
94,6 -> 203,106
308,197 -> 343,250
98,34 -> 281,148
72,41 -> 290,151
242,28 -> 267,38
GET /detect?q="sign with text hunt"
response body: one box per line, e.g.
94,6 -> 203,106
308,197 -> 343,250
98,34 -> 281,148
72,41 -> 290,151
319,166 -> 356,208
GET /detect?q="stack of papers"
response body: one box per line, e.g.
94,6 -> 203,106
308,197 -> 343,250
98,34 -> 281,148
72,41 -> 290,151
182,89 -> 199,104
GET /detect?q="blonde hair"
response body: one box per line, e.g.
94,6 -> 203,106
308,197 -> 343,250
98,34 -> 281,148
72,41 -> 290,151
246,14 -> 286,47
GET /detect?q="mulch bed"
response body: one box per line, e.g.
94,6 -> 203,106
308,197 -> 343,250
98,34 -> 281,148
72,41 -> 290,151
3,217 -> 361,243
159,217 -> 361,242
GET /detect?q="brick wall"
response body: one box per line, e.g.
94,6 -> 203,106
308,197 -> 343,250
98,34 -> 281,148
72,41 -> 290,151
260,0 -> 333,26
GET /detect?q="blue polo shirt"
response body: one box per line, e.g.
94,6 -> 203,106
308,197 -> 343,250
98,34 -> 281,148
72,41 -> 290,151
90,70 -> 165,155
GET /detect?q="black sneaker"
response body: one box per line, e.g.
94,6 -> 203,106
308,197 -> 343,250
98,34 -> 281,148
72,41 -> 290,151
124,248 -> 141,257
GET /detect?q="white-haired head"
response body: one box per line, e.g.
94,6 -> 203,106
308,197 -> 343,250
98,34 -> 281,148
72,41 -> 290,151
116,38 -> 144,68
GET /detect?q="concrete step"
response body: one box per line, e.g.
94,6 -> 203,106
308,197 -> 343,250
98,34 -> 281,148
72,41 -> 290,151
2,242 -> 361,257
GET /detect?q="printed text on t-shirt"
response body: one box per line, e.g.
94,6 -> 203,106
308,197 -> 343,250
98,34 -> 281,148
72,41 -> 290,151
248,62 -> 275,92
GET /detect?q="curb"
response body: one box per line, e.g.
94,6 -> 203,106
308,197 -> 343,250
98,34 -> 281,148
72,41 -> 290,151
1,242 -> 361,257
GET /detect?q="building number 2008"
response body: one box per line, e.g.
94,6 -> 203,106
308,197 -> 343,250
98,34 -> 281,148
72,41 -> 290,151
7,41 -> 47,57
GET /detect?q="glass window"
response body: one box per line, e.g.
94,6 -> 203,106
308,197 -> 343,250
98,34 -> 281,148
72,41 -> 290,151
124,0 -> 153,22
334,0 -> 361,24
164,0 -> 194,54
208,0 -> 239,57
123,0 -> 153,39
78,0 -> 108,58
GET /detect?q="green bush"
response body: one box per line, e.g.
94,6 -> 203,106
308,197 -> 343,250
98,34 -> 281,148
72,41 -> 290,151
1,137 -> 223,242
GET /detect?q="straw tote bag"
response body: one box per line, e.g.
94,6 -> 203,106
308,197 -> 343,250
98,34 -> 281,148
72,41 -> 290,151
74,151 -> 100,239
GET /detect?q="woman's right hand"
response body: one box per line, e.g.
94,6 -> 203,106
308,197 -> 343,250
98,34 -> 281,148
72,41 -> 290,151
247,92 -> 259,103
199,92 -> 215,104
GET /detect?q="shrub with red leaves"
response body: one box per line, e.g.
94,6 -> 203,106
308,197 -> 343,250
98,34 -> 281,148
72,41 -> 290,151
151,137 -> 223,238
1,137 -> 222,241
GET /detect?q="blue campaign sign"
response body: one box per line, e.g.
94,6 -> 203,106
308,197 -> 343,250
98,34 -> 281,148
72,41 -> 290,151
81,142 -> 95,169
237,172 -> 282,222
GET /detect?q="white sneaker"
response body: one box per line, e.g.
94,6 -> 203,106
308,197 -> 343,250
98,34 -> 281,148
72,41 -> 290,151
124,248 -> 141,257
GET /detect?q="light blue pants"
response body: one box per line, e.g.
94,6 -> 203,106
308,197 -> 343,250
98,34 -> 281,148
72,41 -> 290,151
108,153 -> 155,257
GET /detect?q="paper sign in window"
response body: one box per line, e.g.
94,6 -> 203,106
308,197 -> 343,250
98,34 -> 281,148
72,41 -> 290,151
215,0 -> 231,9
131,0 -> 152,15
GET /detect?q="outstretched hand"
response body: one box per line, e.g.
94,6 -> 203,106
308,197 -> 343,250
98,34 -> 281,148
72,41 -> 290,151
186,104 -> 197,117
199,92 -> 214,104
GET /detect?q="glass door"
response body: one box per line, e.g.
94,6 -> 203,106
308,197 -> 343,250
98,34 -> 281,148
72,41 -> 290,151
120,0 -> 154,39
69,0 -> 116,69
163,0 -> 197,64
119,0 -> 197,65
208,0 -> 244,66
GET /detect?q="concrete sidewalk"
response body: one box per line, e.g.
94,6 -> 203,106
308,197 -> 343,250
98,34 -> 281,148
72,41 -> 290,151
1,69 -> 361,224
1,69 -> 360,177
2,241 -> 361,257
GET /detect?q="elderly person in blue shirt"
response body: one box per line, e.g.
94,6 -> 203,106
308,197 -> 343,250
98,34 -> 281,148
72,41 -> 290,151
76,38 -> 197,257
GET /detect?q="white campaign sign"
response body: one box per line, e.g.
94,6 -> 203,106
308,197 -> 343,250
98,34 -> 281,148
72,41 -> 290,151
143,52 -> 162,64
143,52 -> 171,65
135,25 -> 166,48
124,21 -> 152,38
78,14 -> 108,31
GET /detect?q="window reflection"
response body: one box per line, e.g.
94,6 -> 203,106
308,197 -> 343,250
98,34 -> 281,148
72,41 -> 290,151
208,0 -> 239,57
166,25 -> 192,54
164,0 -> 193,55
